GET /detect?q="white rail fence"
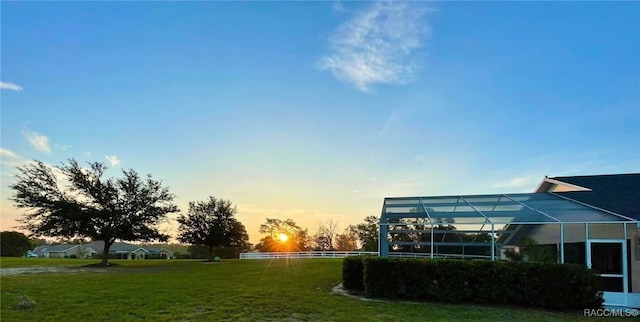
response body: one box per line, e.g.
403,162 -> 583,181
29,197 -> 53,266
239,251 -> 376,259
239,251 -> 490,260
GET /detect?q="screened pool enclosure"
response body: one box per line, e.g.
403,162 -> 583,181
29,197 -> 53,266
379,191 -> 640,307
379,192 -> 637,261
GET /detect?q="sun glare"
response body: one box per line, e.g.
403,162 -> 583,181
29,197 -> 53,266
277,233 -> 288,243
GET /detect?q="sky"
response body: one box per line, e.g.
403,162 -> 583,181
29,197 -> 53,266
1,1 -> 639,245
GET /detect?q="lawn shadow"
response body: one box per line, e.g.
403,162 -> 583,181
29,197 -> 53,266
81,262 -> 122,268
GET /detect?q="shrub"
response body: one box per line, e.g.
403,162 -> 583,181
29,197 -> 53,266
362,256 -> 400,298
342,256 -> 365,291
344,257 -> 603,310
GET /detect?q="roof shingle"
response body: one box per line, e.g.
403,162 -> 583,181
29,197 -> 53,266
551,173 -> 640,220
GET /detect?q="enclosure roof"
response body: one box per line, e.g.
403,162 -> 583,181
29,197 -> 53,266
381,192 -> 637,225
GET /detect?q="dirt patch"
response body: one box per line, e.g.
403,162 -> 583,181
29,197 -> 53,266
0,266 -> 112,276
332,283 -> 375,301
1,265 -> 170,276
332,283 -> 420,303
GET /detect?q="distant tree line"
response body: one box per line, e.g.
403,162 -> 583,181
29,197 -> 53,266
253,215 -> 379,252
0,231 -> 34,257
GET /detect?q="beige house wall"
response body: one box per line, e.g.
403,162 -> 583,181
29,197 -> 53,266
157,250 -> 172,259
129,249 -> 147,259
46,246 -> 95,258
524,223 -> 639,293
46,252 -> 64,258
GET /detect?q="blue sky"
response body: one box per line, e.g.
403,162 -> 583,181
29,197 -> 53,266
1,1 -> 639,244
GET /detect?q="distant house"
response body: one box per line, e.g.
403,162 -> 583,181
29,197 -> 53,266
32,244 -> 96,259
147,248 -> 174,259
32,242 -> 173,260
85,241 -> 150,260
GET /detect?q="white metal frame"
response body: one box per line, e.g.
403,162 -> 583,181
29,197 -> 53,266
587,238 -> 628,307
380,193 -> 638,262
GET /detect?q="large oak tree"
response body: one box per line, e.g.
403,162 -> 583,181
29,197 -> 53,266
176,196 -> 250,261
10,159 -> 179,265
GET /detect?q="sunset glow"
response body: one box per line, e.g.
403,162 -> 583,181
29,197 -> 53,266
277,233 -> 288,243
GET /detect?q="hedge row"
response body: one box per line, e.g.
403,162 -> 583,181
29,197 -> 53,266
343,257 -> 603,310
342,256 -> 366,290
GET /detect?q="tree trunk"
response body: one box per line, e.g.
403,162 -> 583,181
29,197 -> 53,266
208,244 -> 213,262
101,240 -> 114,265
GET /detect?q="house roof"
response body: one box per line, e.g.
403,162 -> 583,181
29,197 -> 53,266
147,248 -> 172,254
32,242 -> 173,255
34,244 -> 80,253
546,174 -> 640,220
500,173 -> 640,245
33,245 -> 48,255
32,244 -> 97,254
85,241 -> 150,254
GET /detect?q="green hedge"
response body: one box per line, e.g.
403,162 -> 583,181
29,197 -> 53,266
342,256 -> 365,291
343,257 -> 602,310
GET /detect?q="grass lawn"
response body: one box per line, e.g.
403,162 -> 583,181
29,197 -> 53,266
0,258 -> 606,321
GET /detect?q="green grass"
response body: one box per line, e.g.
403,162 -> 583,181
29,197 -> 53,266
0,258 -> 606,321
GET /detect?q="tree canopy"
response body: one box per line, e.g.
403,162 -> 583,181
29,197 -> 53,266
10,159 -> 179,265
334,227 -> 358,251
177,196 -> 250,261
311,219 -> 339,251
255,218 -> 309,252
351,215 -> 379,251
0,231 -> 34,257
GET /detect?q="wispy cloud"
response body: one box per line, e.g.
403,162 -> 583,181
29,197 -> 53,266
319,2 -> 432,92
105,155 -> 121,166
23,130 -> 51,154
0,149 -> 35,173
0,148 -> 20,159
0,81 -> 23,91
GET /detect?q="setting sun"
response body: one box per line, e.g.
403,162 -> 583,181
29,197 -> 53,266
277,233 -> 288,243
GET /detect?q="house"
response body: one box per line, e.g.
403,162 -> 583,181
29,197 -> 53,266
378,173 -> 639,307
147,248 -> 174,259
32,244 -> 96,259
84,241 -> 150,260
32,242 -> 173,260
532,174 -> 640,308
